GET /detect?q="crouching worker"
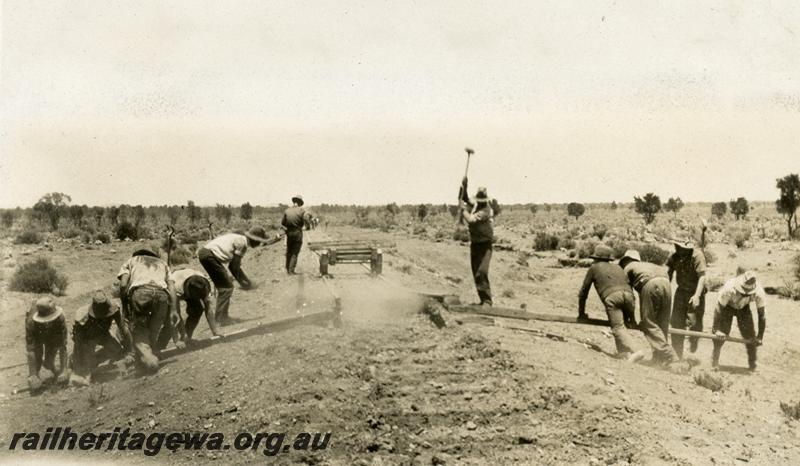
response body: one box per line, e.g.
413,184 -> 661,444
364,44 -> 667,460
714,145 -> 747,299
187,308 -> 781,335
70,291 -> 134,386
25,297 -> 69,394
711,271 -> 766,372
157,269 -> 223,349
117,248 -> 182,374
618,250 -> 680,367
578,245 -> 642,361
197,227 -> 270,325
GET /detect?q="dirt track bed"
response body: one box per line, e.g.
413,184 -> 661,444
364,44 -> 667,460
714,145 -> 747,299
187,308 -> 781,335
1,227 -> 800,465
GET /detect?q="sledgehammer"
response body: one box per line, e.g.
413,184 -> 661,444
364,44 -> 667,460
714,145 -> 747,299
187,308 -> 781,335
457,147 -> 474,225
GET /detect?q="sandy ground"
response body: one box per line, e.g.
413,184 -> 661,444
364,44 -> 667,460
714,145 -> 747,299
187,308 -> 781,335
1,227 -> 799,465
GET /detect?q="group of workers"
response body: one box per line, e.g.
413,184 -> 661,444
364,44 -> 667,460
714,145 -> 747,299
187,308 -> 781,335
23,196 -> 313,393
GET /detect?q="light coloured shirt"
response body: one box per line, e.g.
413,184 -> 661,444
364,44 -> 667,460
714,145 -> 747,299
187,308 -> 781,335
717,278 -> 766,311
117,255 -> 171,291
204,233 -> 248,264
170,268 -> 213,299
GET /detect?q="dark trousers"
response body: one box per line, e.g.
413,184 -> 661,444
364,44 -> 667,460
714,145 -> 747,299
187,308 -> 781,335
199,247 -> 234,320
31,342 -> 60,375
602,290 -> 637,355
129,286 -> 169,373
72,331 -> 124,378
640,278 -> 678,363
670,287 -> 705,357
157,298 -> 205,349
712,305 -> 757,368
286,231 -> 303,273
470,241 -> 493,304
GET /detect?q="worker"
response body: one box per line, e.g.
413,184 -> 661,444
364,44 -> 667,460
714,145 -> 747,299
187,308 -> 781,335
666,239 -> 707,358
711,271 -> 766,371
460,177 -> 494,306
71,290 -> 134,386
618,250 -> 680,366
157,268 -> 223,349
578,245 -> 641,360
117,248 -> 182,374
197,227 -> 270,324
25,297 -> 70,393
281,195 -> 310,275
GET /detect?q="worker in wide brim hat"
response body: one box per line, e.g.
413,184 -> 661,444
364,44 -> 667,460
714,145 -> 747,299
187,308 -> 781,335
711,270 -> 766,371
157,269 -> 223,349
71,290 -> 134,386
578,245 -> 642,361
281,195 -> 311,275
25,297 -> 70,393
618,250 -> 681,368
198,226 -> 273,325
460,178 -> 495,307
666,237 -> 707,359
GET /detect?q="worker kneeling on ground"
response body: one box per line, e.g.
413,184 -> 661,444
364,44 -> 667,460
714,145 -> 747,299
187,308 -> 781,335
157,268 -> 223,349
117,248 -> 182,374
198,227 -> 271,325
25,297 -> 69,394
618,250 -> 680,368
711,270 -> 766,372
460,177 -> 494,306
71,290 -> 134,387
578,245 -> 642,361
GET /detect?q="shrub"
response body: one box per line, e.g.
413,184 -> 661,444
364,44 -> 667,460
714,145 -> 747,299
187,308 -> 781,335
566,202 -> 585,220
169,247 -> 192,265
558,234 -> 577,250
10,258 -> 68,295
452,228 -> 470,243
95,232 -> 111,244
115,221 -> 138,240
576,240 -> 599,259
638,243 -> 670,265
732,227 -> 751,249
592,224 -> 608,240
780,401 -> 800,421
634,193 -> 662,224
533,232 -> 560,251
60,226 -> 82,239
705,276 -> 724,292
15,230 -> 42,245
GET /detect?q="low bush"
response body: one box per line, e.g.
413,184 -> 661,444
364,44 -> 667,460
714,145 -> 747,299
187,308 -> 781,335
557,235 -> 577,250
731,227 -> 751,249
10,257 -> 68,295
15,230 -> 42,245
452,228 -> 470,243
638,243 -> 670,265
115,221 -> 138,241
780,401 -> 800,421
169,247 -> 192,265
60,226 -> 82,239
705,276 -> 725,292
592,224 -> 608,240
533,232 -> 560,251
95,232 -> 111,244
576,240 -> 599,259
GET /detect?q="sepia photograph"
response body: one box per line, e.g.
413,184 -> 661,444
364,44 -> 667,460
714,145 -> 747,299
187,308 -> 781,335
1,1 -> 799,464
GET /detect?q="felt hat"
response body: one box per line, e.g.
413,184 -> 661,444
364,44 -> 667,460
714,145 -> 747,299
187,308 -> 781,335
672,238 -> 694,250
590,245 -> 614,261
291,195 -> 304,206
184,275 -> 210,300
89,290 -> 115,319
244,226 -> 270,244
132,248 -> 159,258
32,297 -> 63,323
735,271 -> 758,295
619,249 -> 641,264
475,187 -> 490,202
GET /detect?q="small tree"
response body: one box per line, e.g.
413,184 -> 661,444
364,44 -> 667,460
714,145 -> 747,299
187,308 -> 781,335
417,204 -> 428,222
634,193 -> 661,224
567,202 -> 585,220
543,203 -> 552,212
133,205 -> 146,229
2,210 -> 17,228
729,197 -> 749,220
711,202 -> 728,219
67,205 -> 86,227
187,200 -> 200,224
386,203 -> 401,216
610,201 -> 618,210
776,174 -> 800,238
167,205 -> 181,225
215,204 -> 233,224
92,207 -> 105,227
240,202 -> 253,222
107,206 -> 120,227
664,197 -> 684,218
529,204 -> 538,216
448,205 -> 460,219
33,192 -> 71,231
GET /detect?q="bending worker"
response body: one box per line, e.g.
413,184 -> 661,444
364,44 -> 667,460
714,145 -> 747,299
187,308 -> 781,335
711,270 -> 766,372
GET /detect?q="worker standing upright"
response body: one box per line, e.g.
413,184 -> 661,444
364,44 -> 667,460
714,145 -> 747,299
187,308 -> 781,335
281,195 -> 309,275
460,177 -> 494,306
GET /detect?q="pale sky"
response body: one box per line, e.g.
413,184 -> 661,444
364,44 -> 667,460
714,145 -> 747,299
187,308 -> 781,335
1,0 -> 799,208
